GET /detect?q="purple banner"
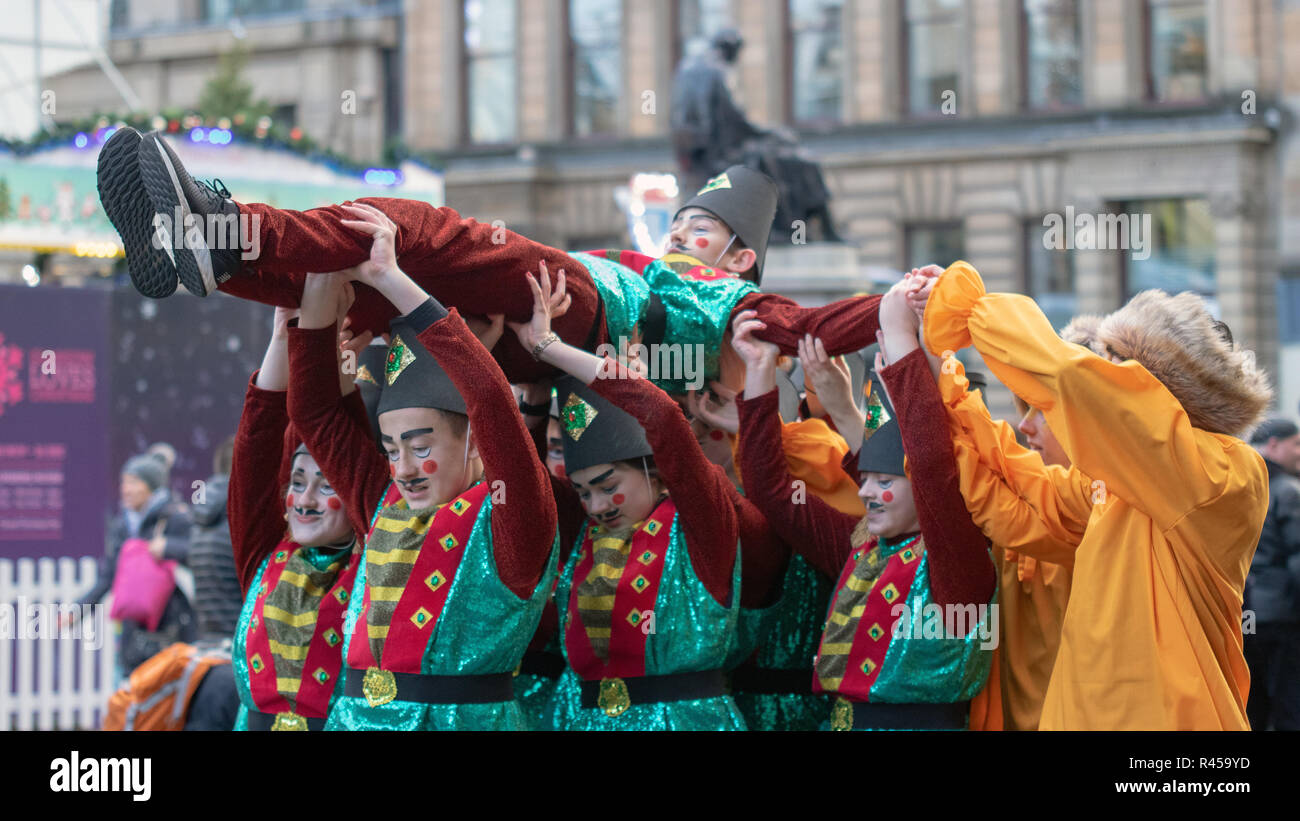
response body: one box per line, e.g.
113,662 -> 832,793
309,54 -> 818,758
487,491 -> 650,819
0,284 -> 111,559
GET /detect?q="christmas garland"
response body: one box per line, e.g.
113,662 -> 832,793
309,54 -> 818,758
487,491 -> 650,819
0,109 -> 433,179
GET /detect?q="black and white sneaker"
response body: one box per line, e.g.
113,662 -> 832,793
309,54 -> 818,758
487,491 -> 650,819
95,127 -> 179,299
135,131 -> 244,297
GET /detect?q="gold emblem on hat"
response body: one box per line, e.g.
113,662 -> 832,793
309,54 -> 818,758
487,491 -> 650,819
271,711 -> 308,731
697,172 -> 732,195
562,392 -> 599,441
362,666 -> 397,707
597,677 -> 631,717
385,334 -> 416,386
830,696 -> 854,731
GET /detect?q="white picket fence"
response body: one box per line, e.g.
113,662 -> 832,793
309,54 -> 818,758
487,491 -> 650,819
0,556 -> 118,730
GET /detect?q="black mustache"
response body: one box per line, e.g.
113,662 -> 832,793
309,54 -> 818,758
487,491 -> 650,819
598,509 -> 622,522
293,507 -> 323,518
399,478 -> 428,489
868,502 -> 885,511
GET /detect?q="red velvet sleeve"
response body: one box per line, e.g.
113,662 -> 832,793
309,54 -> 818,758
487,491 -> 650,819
736,292 -> 882,357
879,348 -> 997,608
286,324 -> 391,544
229,373 -> 291,593
529,417 -> 586,565
736,389 -> 858,579
728,483 -> 791,608
413,310 -> 557,599
589,367 -> 739,606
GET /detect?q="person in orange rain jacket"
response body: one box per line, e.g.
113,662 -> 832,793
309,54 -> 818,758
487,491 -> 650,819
918,307 -> 1098,730
921,261 -> 1272,730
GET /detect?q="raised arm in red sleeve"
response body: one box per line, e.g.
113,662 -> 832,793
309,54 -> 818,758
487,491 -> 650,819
229,373 -> 292,593
528,416 -> 586,565
736,389 -> 859,579
736,292 -> 881,358
726,482 -> 791,608
879,347 -> 996,608
590,369 -> 739,606
286,324 -> 391,542
411,309 -> 557,599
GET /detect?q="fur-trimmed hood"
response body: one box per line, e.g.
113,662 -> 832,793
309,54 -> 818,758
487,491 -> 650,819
1058,314 -> 1103,349
1093,290 -> 1272,438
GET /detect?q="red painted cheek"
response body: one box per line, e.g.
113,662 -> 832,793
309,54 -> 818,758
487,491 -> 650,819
422,460 -> 438,474
285,494 -> 294,509
612,494 -> 626,505
709,430 -> 725,441
327,497 -> 342,510
693,238 -> 709,249
388,463 -> 396,476
881,490 -> 894,503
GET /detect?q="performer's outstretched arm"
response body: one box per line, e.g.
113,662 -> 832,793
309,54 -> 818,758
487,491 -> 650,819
287,277 -> 392,539
228,308 -> 298,592
874,281 -> 997,609
732,311 -> 859,580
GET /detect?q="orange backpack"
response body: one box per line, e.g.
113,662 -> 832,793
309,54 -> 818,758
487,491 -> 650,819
102,643 -> 230,731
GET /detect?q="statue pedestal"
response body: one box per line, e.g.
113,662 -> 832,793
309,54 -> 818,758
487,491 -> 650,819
761,243 -> 881,306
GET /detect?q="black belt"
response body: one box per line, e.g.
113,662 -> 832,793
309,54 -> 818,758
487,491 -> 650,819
579,669 -> 726,712
831,697 -> 970,730
517,650 -> 565,680
728,664 -> 814,695
245,708 -> 327,732
344,667 -> 515,705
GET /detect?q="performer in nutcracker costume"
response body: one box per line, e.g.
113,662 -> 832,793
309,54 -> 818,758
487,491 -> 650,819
505,271 -> 787,730
283,247 -> 559,729
98,128 -> 903,395
227,306 -> 365,731
921,261 -> 1272,730
732,280 -> 997,730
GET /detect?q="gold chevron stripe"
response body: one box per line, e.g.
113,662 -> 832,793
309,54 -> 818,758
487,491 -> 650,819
373,516 -> 434,535
365,548 -> 421,566
367,586 -> 406,602
267,639 -> 310,661
262,606 -> 320,628
277,570 -> 330,597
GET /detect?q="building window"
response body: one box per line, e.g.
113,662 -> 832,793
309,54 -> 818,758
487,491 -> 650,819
904,222 -> 964,271
569,0 -> 621,137
1119,198 -> 1215,301
202,0 -> 306,23
904,0 -> 963,116
109,0 -> 130,29
676,0 -> 733,64
464,0 -> 517,144
1024,219 -> 1077,332
1147,0 -> 1207,102
382,46 -> 403,146
1022,0 -> 1081,109
788,0 -> 844,124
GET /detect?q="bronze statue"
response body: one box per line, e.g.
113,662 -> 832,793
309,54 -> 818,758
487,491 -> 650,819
670,28 -> 842,244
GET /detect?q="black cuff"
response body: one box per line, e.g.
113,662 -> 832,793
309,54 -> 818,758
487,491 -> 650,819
519,399 -> 551,417
403,297 -> 449,334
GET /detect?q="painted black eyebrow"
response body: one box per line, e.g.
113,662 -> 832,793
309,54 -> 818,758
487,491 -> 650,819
574,468 -> 615,488
400,428 -> 435,441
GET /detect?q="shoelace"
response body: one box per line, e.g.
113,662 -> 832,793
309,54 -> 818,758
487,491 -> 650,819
200,178 -> 231,199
